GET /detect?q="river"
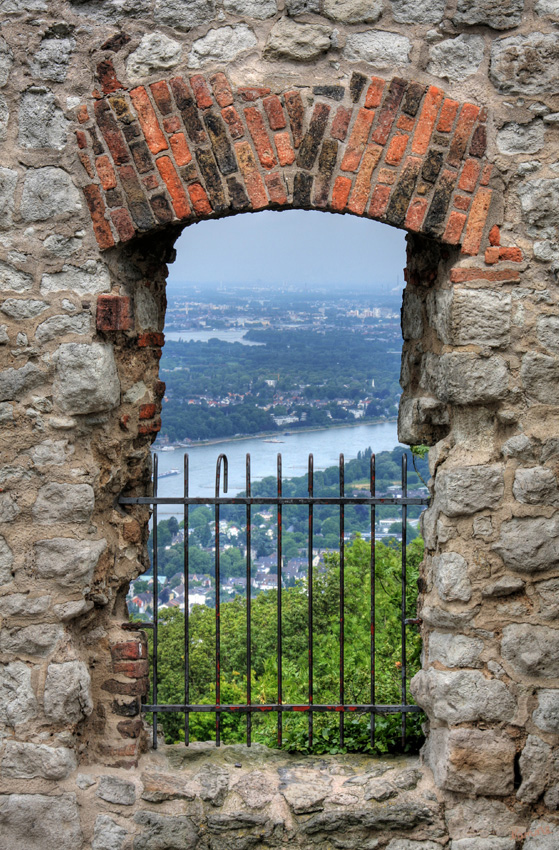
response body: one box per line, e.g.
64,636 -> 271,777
164,329 -> 263,345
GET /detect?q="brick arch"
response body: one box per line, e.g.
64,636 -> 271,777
79,67 -> 494,257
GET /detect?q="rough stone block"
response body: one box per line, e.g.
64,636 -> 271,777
92,815 -> 128,850
502,623 -> 559,678
0,534 -> 13,584
1,741 -> 76,780
536,0 -> 559,16
126,33 -> 182,81
517,735 -> 551,804
0,167 -> 17,229
32,483 -> 94,524
35,537 -> 106,587
481,575 -> 525,597
433,552 -> 472,602
0,35 -> 13,86
190,25 -> 257,68
513,466 -> 559,505
533,689 -> 559,733
1,298 -> 48,319
392,0 -> 445,22
428,289 -> 511,348
0,794 -> 83,850
425,352 -> 509,405
41,260 -> 110,296
35,313 -> 90,343
133,811 -> 199,849
0,362 -> 44,401
97,775 -> 136,805
0,624 -> 63,657
518,179 -> 559,239
436,464 -> 504,517
427,35 -> 484,83
20,167 -> 81,221
223,0 -> 277,18
497,121 -> 545,155
343,30 -> 411,66
493,516 -> 559,573
29,35 -> 75,82
451,839 -> 515,850
44,660 -> 93,723
53,342 -> 120,414
411,668 -> 516,724
428,631 -> 483,668
265,19 -> 331,62
0,259 -> 33,293
323,0 -> 382,23
19,88 -> 67,150
523,820 -> 559,849
154,0 -> 216,29
426,727 -> 515,795
490,34 -> 559,94
537,317 -> 559,355
197,763 -> 230,807
454,0 -> 524,29
0,661 -> 37,726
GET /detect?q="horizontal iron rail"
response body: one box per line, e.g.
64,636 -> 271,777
141,703 -> 422,714
119,495 -> 428,506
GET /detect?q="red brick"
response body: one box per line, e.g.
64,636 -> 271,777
83,185 -> 115,250
111,641 -> 147,661
331,106 -> 352,142
77,104 -> 89,124
221,105 -> 244,139
284,91 -> 304,148
437,98 -> 459,133
489,225 -> 500,246
119,414 -> 130,431
113,660 -> 150,678
97,294 -> 133,331
117,718 -> 144,739
396,114 -> 415,132
75,129 -> 88,149
79,152 -> 95,179
169,132 -> 192,167
411,85 -> 444,155
369,184 -> 391,218
347,143 -> 382,215
265,172 -> 288,205
97,59 -> 124,94
210,72 -> 233,108
364,76 -> 385,109
405,198 -> 428,232
454,194 -> 471,211
485,246 -> 500,264
458,158 -> 481,193
238,86 -> 271,102
499,246 -> 523,262
138,420 -> 161,436
341,108 -> 374,172
385,133 -> 409,166
139,403 -> 156,420
444,211 -> 467,244
190,74 -> 213,109
130,87 -> 168,155
163,115 -> 181,134
150,80 -> 174,115
262,94 -> 286,131
102,678 -> 148,696
143,174 -> 159,190
137,331 -> 165,347
111,208 -> 136,242
188,182 -> 213,216
244,107 -> 276,169
372,78 -> 407,146
95,104 -> 129,168
450,267 -> 520,283
235,141 -> 268,209
274,131 -> 295,166
378,167 -> 396,185
469,123 -> 487,158
330,175 -> 352,211
480,164 -> 492,186
96,154 -> 117,190
461,187 -> 492,255
156,156 -> 191,219
155,380 -> 166,398
448,103 -> 480,166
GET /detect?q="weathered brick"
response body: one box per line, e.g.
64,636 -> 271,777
372,77 -> 407,145
106,188 -> 124,208
438,98 -> 459,133
385,133 -> 409,166
221,105 -> 245,139
142,175 -> 159,191
111,641 -> 146,663
396,114 -> 415,132
129,139 -> 153,174
421,149 -> 443,183
293,171 -> 313,207
190,74 -> 213,109
150,194 -> 174,223
180,163 -> 198,184
163,115 -> 181,134
156,156 -> 191,219
112,698 -> 140,717
364,76 -> 385,109
297,102 -> 330,170
369,184 -> 391,218
454,194 -> 471,210
263,95 -> 286,131
169,132 -> 192,167
274,131 -> 295,166
130,87 -> 168,155
102,678 -> 148,696
448,103 -> 480,167
210,72 -> 233,108
313,138 -> 338,208
330,175 -> 352,211
226,176 -> 250,211
188,182 -> 213,216
450,266 -> 519,283
238,86 -> 271,102
489,225 -> 500,246
378,167 -> 396,184
469,123 -> 486,158
113,659 -> 149,677
83,185 -> 115,249
458,158 -> 481,193
122,123 -> 140,142
117,717 -> 144,738
313,85 -> 344,101
244,106 -> 277,170
88,125 -> 104,156
461,187 -> 492,255
203,111 -> 238,174
109,95 -> 136,125
139,402 -> 156,421
385,155 -> 422,226
169,77 -> 207,145
485,245 -> 500,264
444,210 -> 467,244
97,59 -> 124,95
423,168 -> 457,237
349,71 -> 368,103
411,85 -> 444,155
76,130 -> 87,149
196,148 -> 228,211
402,81 -> 425,117
331,106 -> 352,141
95,155 -> 117,190
499,246 -> 522,262
97,294 -> 132,331
101,32 -> 131,52
284,91 -> 305,148
154,380 -> 166,398
150,81 -> 174,115
341,107 -> 374,171
95,100 -> 129,165
111,208 -> 136,242
77,104 -> 89,124
405,197 -> 428,232
348,143 -> 382,215
480,163 -> 492,186
138,332 -> 165,347
265,172 -> 288,205
79,152 -> 95,179
138,420 -> 161,436
235,141 -> 268,209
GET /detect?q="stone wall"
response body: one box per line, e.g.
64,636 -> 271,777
0,0 -> 559,847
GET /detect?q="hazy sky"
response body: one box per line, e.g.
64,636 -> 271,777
167,210 -> 407,292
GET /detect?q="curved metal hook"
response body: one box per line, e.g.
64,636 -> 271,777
215,454 -> 228,497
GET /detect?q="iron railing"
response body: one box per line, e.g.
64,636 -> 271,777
119,451 -> 428,750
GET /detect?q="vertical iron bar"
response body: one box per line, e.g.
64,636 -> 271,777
215,454 -> 227,747
339,453 -> 345,749
277,454 -> 283,748
308,453 -> 314,749
184,454 -> 190,746
246,454 -> 252,747
370,453 -> 376,749
152,453 -> 159,749
401,453 -> 408,750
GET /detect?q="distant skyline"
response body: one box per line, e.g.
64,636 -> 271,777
167,210 -> 407,293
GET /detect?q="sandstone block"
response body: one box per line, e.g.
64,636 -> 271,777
29,35 -> 75,82
323,0 -> 382,23
513,466 -> 559,505
0,794 -> 82,850
265,19 -> 331,62
32,483 -> 94,524
44,660 -> 93,723
517,735 -> 551,803
0,624 -> 63,656
224,0 -> 277,18
140,771 -> 197,803
97,775 -> 136,805
426,727 -> 515,795
343,30 -> 411,66
0,661 -> 37,726
454,0 -> 523,29
445,796 -> 521,839
433,552 -> 472,602
53,342 -> 119,414
518,179 -> 559,239
19,88 -> 67,150
189,25 -> 257,68
493,516 -> 559,573
0,534 -> 13,584
429,289 -> 511,348
411,668 -> 516,724
398,396 -> 449,445
427,34 -> 484,82
1,741 -> 76,780
533,689 -> 559,733
133,811 -> 199,849
154,0 -> 216,30
20,167 -> 81,221
41,260 -> 110,296
0,168 -> 17,229
425,353 -> 509,405
35,537 -> 106,587
522,353 -> 559,403
490,34 -> 559,94
428,631 -> 483,668
92,815 -> 128,850
502,623 -> 559,678
436,464 -> 504,517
